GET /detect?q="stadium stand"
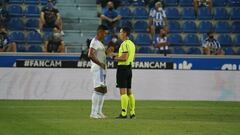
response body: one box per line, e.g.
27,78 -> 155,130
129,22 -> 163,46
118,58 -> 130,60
182,21 -> 197,33
135,33 -> 152,46
4,0 -> 240,55
133,20 -> 148,33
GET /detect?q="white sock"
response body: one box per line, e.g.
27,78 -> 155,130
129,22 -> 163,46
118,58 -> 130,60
97,93 -> 105,115
90,91 -> 99,116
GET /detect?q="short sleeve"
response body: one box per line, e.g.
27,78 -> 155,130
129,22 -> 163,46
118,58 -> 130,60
89,39 -> 98,50
149,8 -> 155,18
121,42 -> 129,53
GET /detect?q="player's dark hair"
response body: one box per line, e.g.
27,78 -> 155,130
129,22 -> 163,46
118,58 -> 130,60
122,27 -> 131,36
97,25 -> 108,31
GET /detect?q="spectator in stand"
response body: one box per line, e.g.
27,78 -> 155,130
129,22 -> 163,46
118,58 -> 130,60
37,0 -> 63,35
0,26 -> 16,52
0,3 -> 10,28
44,26 -> 65,53
99,1 -> 122,34
148,1 -> 168,38
194,0 -> 212,16
202,31 -> 224,55
154,28 -> 169,56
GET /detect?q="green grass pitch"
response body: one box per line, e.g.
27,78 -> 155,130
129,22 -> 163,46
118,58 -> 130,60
0,100 -> 240,135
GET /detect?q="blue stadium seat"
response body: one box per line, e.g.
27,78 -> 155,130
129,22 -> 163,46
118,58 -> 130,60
184,34 -> 200,46
182,7 -> 195,20
28,45 -> 43,52
232,22 -> 240,33
182,21 -> 197,33
7,5 -> 23,16
27,31 -> 42,44
217,34 -> 233,46
168,21 -> 181,33
164,0 -> 178,6
213,0 -> 228,6
215,21 -> 231,33
165,7 -> 180,20
17,44 -> 27,52
230,8 -> 240,20
135,33 -> 152,46
214,8 -> 229,20
168,34 -> 183,46
187,47 -> 202,54
179,0 -> 193,6
117,20 -> 132,31
132,7 -> 148,19
8,18 -> 25,30
9,31 -> 25,43
104,34 -> 112,44
198,7 -> 212,20
133,20 -> 148,33
26,18 -> 39,30
24,0 -> 39,4
172,47 -> 185,54
223,48 -> 235,55
117,7 -> 132,19
198,21 -> 214,33
229,0 -> 240,7
9,0 -> 23,4
235,34 -> 240,46
25,5 -> 40,17
129,34 -> 135,42
137,47 -> 153,54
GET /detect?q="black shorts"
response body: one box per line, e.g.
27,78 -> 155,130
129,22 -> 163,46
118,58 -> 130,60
116,65 -> 132,89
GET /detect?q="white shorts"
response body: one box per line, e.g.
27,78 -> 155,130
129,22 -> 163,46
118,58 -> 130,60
92,68 -> 106,88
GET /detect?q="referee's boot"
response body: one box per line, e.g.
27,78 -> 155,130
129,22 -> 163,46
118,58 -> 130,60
116,109 -> 127,119
130,114 -> 135,119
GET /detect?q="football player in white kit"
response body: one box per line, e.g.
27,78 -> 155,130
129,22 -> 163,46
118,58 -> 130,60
88,25 -> 114,119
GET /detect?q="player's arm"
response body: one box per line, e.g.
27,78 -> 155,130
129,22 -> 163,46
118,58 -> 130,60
113,52 -> 128,61
88,47 -> 105,69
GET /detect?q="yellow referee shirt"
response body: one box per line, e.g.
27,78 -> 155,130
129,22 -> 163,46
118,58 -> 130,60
118,39 -> 135,66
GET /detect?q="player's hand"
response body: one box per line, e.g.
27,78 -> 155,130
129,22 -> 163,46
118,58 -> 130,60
100,63 -> 106,69
111,54 -> 118,61
106,46 -> 114,56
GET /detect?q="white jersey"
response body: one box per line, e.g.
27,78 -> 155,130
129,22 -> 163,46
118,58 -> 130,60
89,37 -> 107,72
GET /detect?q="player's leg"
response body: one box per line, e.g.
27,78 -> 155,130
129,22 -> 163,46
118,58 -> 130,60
96,87 -> 107,118
90,70 -> 102,119
117,88 -> 128,118
127,89 -> 135,119
127,69 -> 135,118
116,67 -> 128,118
90,69 -> 107,119
96,69 -> 107,118
90,90 -> 101,119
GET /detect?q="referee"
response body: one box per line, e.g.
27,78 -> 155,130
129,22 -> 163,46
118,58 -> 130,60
112,27 -> 136,119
